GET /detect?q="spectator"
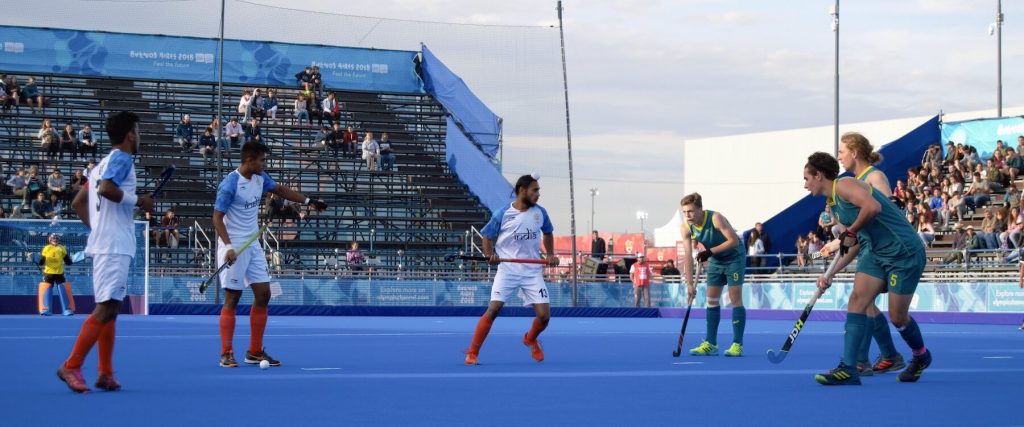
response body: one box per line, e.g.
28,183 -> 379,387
143,211 -> 160,248
943,224 -> 968,264
347,241 -> 366,272
965,172 -> 992,213
315,125 -> 331,151
293,94 -> 310,126
69,169 -> 86,201
379,132 -> 396,171
795,234 -> 808,267
6,167 -> 28,208
23,76 -> 43,112
161,209 -> 181,249
174,115 -> 195,152
237,89 -> 252,121
25,166 -> 43,202
47,169 -> 66,202
943,141 -> 957,166
978,208 -> 1001,250
198,127 -> 217,163
265,89 -> 279,123
921,144 -> 942,170
31,192 -> 54,219
60,123 -> 78,160
224,117 -> 243,147
251,88 -> 266,121
1001,207 -> 1022,251
78,123 -> 97,159
747,229 -> 766,269
892,179 -> 907,201
38,119 -> 58,160
342,125 -> 357,157
1017,136 -> 1024,158
244,117 -> 262,144
985,159 -> 1005,192
817,205 -> 838,241
326,122 -> 344,157
630,253 -> 653,307
1006,186 -> 1021,211
590,230 -> 606,260
807,232 -> 823,262
83,160 -> 96,180
1003,147 -> 1024,182
936,192 -> 951,230
362,131 -> 380,171
1,74 -> 18,111
295,66 -> 313,89
754,222 -> 772,254
311,65 -> 323,93
320,92 -> 338,126
917,213 -> 935,246
964,225 -> 981,262
660,259 -> 680,280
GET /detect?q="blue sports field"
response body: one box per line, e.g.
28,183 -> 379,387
3,315 -> 1021,426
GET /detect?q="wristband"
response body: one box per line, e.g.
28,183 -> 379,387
223,244 -> 234,252
122,192 -> 138,207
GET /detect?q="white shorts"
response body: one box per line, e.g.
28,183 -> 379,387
490,271 -> 549,307
91,254 -> 132,303
217,243 -> 271,290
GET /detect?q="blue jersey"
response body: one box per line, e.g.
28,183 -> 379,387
214,170 -> 276,245
480,203 -> 554,276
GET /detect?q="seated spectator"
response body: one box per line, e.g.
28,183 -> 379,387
224,118 -> 243,147
78,123 -> 97,159
198,127 -> 217,163
943,141 -> 957,166
965,172 -> 992,213
379,132 -> 396,171
921,144 -> 942,170
978,208 -> 1001,250
327,122 -> 344,157
984,159 -> 1005,192
963,225 -> 981,262
0,74 -> 15,111
23,76 -> 43,112
1004,147 -> 1024,182
817,205 -> 838,241
342,125 -> 357,157
175,115 -> 195,152
347,241 -> 366,271
320,93 -> 339,126
807,232 -> 823,261
795,234 -> 808,267
161,208 -> 181,249
311,65 -> 323,93
244,117 -> 262,144
295,66 -> 313,88
38,119 -> 58,160
362,132 -> 380,171
251,88 -> 266,121
69,169 -> 86,200
293,94 -> 310,125
315,125 -> 331,150
59,123 -> 78,160
25,166 -> 43,202
47,169 -> 66,202
143,211 -> 160,248
265,89 -> 279,123
1001,207 -> 1022,250
660,259 -> 680,280
6,167 -> 28,207
917,213 -> 935,246
1007,186 -> 1021,211
31,192 -> 54,219
943,224 -> 968,264
237,89 -> 252,121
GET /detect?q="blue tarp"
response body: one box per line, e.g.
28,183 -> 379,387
445,117 -> 514,213
420,45 -> 502,157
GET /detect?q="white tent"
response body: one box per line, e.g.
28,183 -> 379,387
653,209 -> 683,247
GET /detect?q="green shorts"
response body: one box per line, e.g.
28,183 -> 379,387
878,251 -> 926,295
855,246 -> 885,280
705,257 -> 745,287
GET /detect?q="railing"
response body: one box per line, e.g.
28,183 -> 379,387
191,221 -> 213,269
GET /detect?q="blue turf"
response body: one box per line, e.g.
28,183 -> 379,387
2,315 -> 1021,426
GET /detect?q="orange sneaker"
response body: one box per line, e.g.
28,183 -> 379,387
523,333 -> 544,362
464,351 -> 479,366
94,373 -> 121,391
56,366 -> 90,393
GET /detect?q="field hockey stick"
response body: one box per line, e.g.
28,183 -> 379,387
672,261 -> 701,357
766,253 -> 843,364
199,226 -> 267,294
151,165 -> 176,199
445,254 -> 551,265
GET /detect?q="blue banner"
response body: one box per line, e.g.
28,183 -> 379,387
941,116 -> 1024,160
0,25 -> 421,93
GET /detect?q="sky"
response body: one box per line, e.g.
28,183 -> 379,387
9,0 -> 1024,237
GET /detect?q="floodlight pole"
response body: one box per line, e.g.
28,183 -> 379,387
997,0 -> 1004,117
557,1 -> 579,306
215,0 -> 226,305
831,0 -> 840,157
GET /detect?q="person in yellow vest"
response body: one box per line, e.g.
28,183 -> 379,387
31,233 -> 76,316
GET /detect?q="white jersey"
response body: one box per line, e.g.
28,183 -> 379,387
85,149 -> 137,256
480,203 -> 554,277
214,169 -> 276,246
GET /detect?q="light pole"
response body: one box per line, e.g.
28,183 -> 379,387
589,188 -> 599,232
636,210 -> 649,252
989,0 -> 1004,117
830,0 -> 839,157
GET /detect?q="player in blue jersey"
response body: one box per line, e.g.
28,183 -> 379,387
60,111 -> 155,393
214,142 -> 326,368
679,193 -> 747,357
465,175 -> 559,365
804,152 -> 931,385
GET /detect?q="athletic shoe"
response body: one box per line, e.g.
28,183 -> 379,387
62,309 -> 74,316
689,340 -> 719,356
94,374 -> 121,391
40,310 -> 51,316
464,351 -> 480,366
219,351 -> 238,368
856,362 -> 874,377
56,366 -> 90,393
724,342 -> 743,357
523,333 -> 544,362
871,353 -> 906,373
897,349 -> 932,383
245,348 -> 281,367
1019,323 -> 1023,331
814,361 -> 862,385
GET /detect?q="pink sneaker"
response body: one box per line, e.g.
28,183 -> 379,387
56,366 -> 90,393
94,373 -> 121,391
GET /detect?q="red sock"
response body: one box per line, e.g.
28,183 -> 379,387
97,319 -> 116,375
469,315 -> 494,354
526,317 -> 547,343
63,315 -> 103,370
220,307 -> 236,354
248,306 -> 268,354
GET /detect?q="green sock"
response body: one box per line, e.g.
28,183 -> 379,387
896,317 -> 925,353
857,315 -> 874,363
844,313 -> 867,367
872,314 -> 899,358
731,306 -> 746,344
706,306 -> 721,346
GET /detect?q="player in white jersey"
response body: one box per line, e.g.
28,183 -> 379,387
465,175 -> 558,365
60,111 -> 155,393
214,141 -> 326,368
